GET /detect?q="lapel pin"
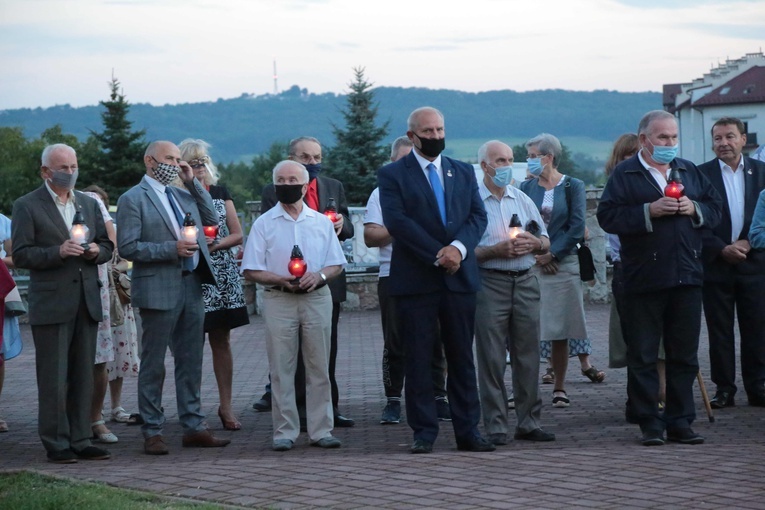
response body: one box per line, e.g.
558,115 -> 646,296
446,169 -> 453,177
748,169 -> 753,175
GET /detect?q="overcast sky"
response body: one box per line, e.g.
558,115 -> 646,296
1,0 -> 763,110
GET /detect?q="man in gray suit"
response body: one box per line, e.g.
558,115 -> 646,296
12,143 -> 113,463
117,140 -> 230,455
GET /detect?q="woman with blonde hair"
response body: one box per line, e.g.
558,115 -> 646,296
179,139 -> 249,430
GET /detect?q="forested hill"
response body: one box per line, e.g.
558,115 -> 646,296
0,85 -> 661,163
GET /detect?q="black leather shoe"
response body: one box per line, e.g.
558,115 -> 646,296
411,439 -> 433,454
667,428 -> 704,445
456,436 -> 496,452
641,430 -> 665,446
710,390 -> 735,409
252,392 -> 272,412
72,445 -> 111,460
47,449 -> 78,464
747,392 -> 765,407
334,413 -> 355,428
514,428 -> 556,442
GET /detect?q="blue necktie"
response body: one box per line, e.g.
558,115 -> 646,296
165,187 -> 195,271
427,163 -> 447,225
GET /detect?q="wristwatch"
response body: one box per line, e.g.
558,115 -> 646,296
319,271 -> 327,283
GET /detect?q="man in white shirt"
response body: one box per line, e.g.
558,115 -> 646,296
699,117 -> 765,409
242,160 -> 347,452
473,140 -> 555,446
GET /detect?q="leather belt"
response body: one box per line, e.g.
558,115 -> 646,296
270,286 -> 308,295
481,268 -> 530,278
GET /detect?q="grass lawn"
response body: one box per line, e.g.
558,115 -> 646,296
0,472 -> 228,510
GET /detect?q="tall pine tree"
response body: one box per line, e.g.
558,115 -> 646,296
86,75 -> 146,199
326,67 -> 389,205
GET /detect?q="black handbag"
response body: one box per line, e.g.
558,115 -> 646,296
564,177 -> 596,282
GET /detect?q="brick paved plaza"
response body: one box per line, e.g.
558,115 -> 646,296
2,303 -> 765,509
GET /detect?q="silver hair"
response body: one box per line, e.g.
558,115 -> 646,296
638,110 -> 676,136
288,136 -> 322,156
525,133 -> 562,168
41,143 -> 76,167
390,136 -> 413,159
272,160 -> 308,183
477,140 -> 504,164
178,138 -> 220,185
407,107 -> 444,131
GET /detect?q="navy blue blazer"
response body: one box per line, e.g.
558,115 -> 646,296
378,152 -> 487,296
699,156 -> 765,281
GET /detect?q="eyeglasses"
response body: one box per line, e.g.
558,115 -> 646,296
188,156 -> 210,169
527,153 -> 548,159
294,153 -> 322,164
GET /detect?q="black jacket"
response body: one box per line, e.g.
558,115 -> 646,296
597,154 -> 722,294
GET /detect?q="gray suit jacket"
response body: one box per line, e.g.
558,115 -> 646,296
117,176 -> 218,310
12,186 -> 113,325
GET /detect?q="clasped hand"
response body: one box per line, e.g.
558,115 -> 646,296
436,245 -> 461,275
59,239 -> 98,260
650,196 -> 695,218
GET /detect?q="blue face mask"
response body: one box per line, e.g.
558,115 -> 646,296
647,141 -> 678,164
489,165 -> 514,188
527,158 -> 543,176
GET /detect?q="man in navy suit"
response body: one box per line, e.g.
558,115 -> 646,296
699,117 -> 765,409
378,107 -> 493,453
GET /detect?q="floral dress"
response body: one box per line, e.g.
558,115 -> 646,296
83,192 -> 114,365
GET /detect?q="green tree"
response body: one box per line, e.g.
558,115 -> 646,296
0,125 -> 86,214
326,67 -> 389,205
86,76 -> 146,199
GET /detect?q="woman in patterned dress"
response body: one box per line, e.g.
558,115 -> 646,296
179,139 -> 250,430
82,188 -> 118,443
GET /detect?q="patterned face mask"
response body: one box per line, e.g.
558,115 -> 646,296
151,157 -> 180,186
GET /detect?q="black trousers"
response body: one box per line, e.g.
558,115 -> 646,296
702,274 -> 765,397
378,277 -> 447,399
622,286 -> 701,432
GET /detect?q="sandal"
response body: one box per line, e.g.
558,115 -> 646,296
582,366 -> 605,383
92,420 -> 119,443
111,407 -> 131,423
552,390 -> 570,408
542,367 -> 555,384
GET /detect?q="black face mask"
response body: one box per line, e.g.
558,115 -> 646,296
414,134 -> 446,158
275,184 -> 304,205
304,163 -> 322,181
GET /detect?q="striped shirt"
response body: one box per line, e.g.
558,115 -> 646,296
477,179 -> 548,271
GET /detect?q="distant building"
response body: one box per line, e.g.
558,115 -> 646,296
664,51 -> 765,164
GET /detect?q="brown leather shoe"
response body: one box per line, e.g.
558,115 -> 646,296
144,435 -> 169,455
182,429 -> 231,448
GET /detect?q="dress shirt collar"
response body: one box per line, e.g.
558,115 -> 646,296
44,180 -> 74,206
718,157 -> 744,174
145,174 -> 167,194
412,149 -> 442,172
274,201 -> 318,222
478,178 -> 518,202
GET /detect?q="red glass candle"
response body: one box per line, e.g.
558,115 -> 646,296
288,244 -> 307,280
203,225 -> 219,239
664,168 -> 684,199
324,197 -> 338,223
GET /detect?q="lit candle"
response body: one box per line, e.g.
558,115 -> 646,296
70,210 -> 90,247
181,212 -> 198,242
324,197 -> 338,223
288,244 -> 307,282
508,213 -> 524,239
203,225 -> 219,240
